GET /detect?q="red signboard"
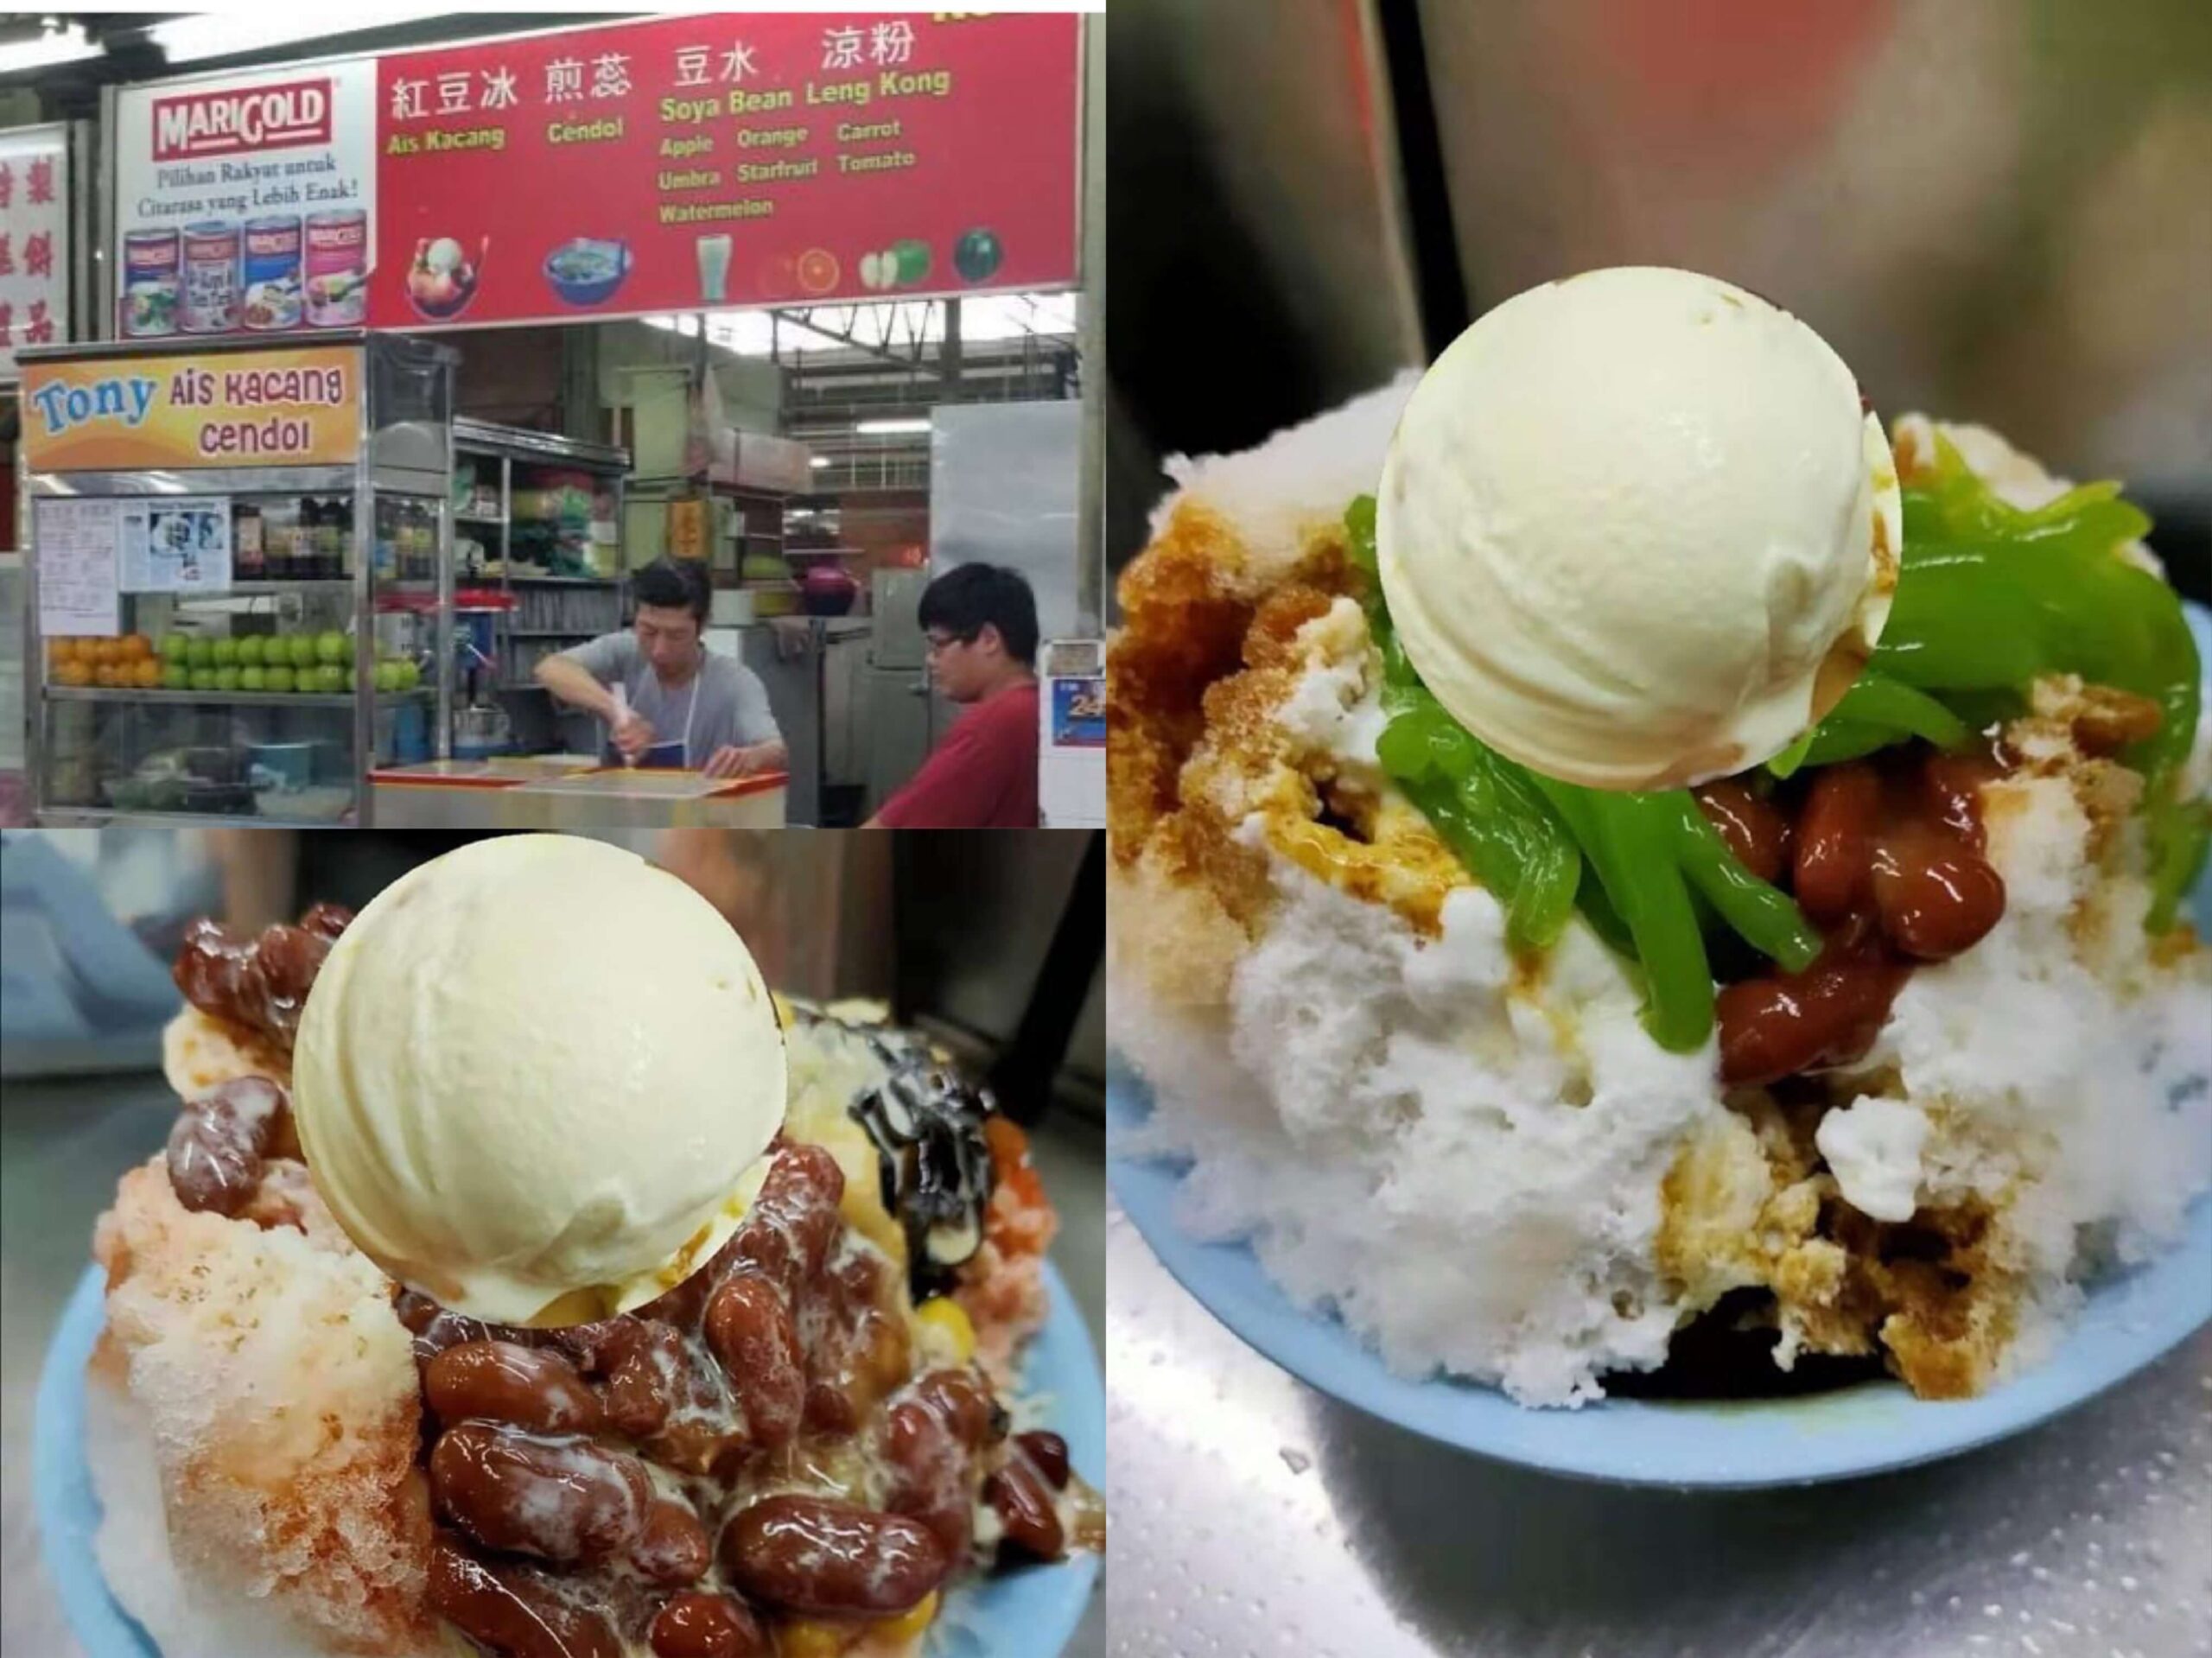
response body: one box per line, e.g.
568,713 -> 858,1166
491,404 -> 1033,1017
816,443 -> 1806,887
369,13 -> 1080,330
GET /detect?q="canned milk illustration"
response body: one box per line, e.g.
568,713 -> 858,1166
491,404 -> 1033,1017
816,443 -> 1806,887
121,228 -> 181,337
303,210 -> 369,327
180,221 -> 241,334
241,215 -> 304,331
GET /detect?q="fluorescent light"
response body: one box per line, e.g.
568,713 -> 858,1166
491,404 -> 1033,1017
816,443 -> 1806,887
809,456 -> 832,469
0,22 -> 97,74
152,8 -> 443,64
854,418 -> 930,436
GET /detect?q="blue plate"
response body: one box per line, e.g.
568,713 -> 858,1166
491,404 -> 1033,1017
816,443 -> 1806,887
36,1258 -> 1101,1656
1109,600 -> 2212,1490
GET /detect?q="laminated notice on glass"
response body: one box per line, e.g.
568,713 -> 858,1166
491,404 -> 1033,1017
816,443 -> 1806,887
33,498 -> 123,638
119,497 -> 233,595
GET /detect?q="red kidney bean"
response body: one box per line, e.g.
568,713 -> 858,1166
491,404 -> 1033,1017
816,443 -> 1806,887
649,1592 -> 766,1658
297,900 -> 354,941
407,1306 -> 547,1368
912,1368 -> 999,1449
600,1322 -> 684,1439
1016,1430 -> 1071,1490
1920,752 -> 2000,848
393,1288 -> 440,1336
720,1495 -> 950,1616
426,1534 -> 622,1658
703,1274 -> 804,1448
1792,764 -> 1881,923
634,1499 -> 713,1586
172,912 -> 340,1047
165,1077 -> 285,1216
429,1423 -> 649,1565
729,1146 -> 845,1293
1693,778 -> 1793,884
543,1316 -> 632,1375
884,1397 -> 973,1558
1716,919 -> 1908,1088
424,1341 -> 603,1435
987,1459 -> 1066,1561
1872,831 -> 2006,961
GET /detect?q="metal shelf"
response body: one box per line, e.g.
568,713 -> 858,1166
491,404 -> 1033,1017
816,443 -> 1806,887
507,628 -> 601,638
38,805 -> 354,829
45,687 -> 432,708
197,579 -> 357,594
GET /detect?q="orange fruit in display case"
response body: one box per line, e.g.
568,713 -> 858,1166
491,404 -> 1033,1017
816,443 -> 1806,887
123,633 -> 152,660
46,638 -> 71,667
796,248 -> 840,295
135,658 -> 164,689
54,659 -> 91,687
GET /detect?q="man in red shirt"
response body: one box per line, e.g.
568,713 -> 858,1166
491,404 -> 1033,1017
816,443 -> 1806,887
868,563 -> 1040,829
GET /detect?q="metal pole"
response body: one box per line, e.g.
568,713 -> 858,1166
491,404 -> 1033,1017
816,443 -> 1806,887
95,87 -> 116,340
353,343 -> 376,822
1074,11 -> 1107,638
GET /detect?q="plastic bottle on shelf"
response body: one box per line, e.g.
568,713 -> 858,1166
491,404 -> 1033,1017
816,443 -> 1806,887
234,504 -> 265,581
314,499 -> 344,581
264,500 -> 298,581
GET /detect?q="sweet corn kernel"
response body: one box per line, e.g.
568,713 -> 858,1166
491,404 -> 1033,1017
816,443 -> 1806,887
777,1620 -> 849,1658
874,1592 -> 941,1645
913,1296 -> 975,1362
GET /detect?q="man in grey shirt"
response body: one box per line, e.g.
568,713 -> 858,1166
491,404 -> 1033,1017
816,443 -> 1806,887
536,561 -> 786,778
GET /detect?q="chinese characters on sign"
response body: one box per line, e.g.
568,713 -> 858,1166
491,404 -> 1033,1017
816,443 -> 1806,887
0,124 -> 70,375
372,11 -> 1078,327
101,13 -> 1080,339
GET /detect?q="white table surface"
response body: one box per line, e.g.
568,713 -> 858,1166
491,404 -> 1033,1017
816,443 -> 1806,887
1105,1197 -> 2211,1658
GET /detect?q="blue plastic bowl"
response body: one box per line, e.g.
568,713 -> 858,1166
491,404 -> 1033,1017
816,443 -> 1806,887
36,1258 -> 1101,1656
543,238 -> 631,307
1109,601 -> 2212,1489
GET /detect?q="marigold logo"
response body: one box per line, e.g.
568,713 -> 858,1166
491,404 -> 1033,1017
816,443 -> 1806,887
152,79 -> 332,159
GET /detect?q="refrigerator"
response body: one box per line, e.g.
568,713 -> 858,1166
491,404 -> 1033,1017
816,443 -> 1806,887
709,618 -> 871,827
863,568 -> 939,816
929,402 -> 1084,639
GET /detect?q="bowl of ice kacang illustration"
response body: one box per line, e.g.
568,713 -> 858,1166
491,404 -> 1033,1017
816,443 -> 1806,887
405,236 -> 486,321
543,237 -> 632,307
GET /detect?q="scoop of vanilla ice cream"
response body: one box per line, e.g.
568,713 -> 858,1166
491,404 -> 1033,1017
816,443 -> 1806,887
1378,265 -> 1900,791
291,835 -> 785,1324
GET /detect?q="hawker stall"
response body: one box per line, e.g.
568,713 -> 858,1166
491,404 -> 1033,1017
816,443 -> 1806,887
19,333 -> 456,826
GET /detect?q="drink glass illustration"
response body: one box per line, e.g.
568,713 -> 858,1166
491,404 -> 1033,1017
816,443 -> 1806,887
696,235 -> 733,304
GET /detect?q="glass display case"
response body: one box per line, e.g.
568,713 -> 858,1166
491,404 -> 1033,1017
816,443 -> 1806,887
450,419 -> 628,758
19,333 -> 457,826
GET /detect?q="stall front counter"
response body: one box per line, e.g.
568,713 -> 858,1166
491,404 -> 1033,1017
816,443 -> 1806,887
370,761 -> 786,828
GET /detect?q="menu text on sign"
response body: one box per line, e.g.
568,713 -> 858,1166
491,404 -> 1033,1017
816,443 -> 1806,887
372,11 -> 1077,326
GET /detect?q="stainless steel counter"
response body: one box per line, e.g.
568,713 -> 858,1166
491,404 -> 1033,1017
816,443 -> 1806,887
0,1070 -> 1104,1658
1106,1201 -> 2211,1658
